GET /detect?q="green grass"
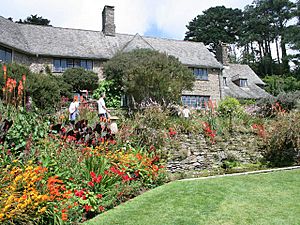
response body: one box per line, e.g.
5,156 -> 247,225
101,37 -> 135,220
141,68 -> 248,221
85,170 -> 300,225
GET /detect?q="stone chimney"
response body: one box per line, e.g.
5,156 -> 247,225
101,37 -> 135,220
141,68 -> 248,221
216,42 -> 230,66
102,5 -> 115,36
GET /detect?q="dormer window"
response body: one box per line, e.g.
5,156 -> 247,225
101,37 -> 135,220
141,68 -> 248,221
190,68 -> 208,80
239,79 -> 248,87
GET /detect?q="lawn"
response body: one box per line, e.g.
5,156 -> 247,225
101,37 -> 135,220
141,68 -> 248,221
85,169 -> 300,225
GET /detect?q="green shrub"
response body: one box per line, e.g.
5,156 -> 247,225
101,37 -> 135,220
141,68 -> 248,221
218,97 -> 244,132
263,75 -> 300,96
263,112 -> 300,167
5,108 -> 49,156
103,49 -> 195,107
62,68 -> 98,92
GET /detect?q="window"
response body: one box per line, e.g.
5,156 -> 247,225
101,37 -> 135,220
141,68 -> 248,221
223,77 -> 227,86
0,46 -> 12,63
190,68 -> 208,80
53,58 -> 93,72
181,95 -> 210,108
240,79 -> 248,87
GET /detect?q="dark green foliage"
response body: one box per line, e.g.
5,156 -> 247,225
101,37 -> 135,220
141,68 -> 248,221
1,63 -> 72,111
5,108 -> 49,155
103,49 -> 195,107
184,1 -> 298,76
263,75 -> 300,95
27,73 -> 63,111
16,14 -> 51,26
185,6 -> 243,52
62,68 -> 98,92
0,63 -> 30,92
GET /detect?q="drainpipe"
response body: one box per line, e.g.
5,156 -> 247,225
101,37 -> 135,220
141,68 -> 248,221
218,67 -> 223,100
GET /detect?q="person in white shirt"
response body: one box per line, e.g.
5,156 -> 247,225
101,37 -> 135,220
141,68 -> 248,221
182,105 -> 191,119
69,96 -> 79,125
97,93 -> 110,118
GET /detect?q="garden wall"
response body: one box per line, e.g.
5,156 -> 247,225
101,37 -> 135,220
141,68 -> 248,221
166,133 -> 263,173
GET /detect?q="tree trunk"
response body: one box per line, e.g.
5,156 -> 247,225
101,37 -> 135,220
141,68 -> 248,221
275,37 -> 280,64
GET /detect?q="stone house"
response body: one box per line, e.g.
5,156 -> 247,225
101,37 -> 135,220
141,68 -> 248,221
0,5 -> 269,107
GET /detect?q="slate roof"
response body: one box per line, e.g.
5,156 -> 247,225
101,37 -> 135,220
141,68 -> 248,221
223,64 -> 270,99
0,16 -> 222,68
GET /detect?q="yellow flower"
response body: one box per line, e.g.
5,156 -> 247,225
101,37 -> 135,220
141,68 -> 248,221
38,207 -> 46,213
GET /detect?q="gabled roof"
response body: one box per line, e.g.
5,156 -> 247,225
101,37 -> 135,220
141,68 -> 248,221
0,16 -> 223,68
223,64 -> 270,99
121,33 -> 154,52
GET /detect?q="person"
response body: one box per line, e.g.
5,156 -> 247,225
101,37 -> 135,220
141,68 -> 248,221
97,93 -> 110,118
182,105 -> 191,119
69,96 -> 79,126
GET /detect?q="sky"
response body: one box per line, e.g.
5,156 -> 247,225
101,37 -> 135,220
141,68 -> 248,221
0,0 -> 254,40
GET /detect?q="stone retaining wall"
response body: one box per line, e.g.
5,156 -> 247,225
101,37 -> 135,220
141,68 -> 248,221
167,133 -> 263,173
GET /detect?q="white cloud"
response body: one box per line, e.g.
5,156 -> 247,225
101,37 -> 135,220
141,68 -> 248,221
0,0 -> 253,39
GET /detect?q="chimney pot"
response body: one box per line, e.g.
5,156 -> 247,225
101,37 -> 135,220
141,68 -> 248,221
216,42 -> 230,66
102,5 -> 115,36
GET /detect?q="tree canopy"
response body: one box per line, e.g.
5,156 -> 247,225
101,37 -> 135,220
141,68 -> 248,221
16,14 -> 51,26
103,49 -> 195,107
185,6 -> 243,52
184,0 -> 298,78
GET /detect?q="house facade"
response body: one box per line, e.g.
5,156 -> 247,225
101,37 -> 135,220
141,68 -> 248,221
0,5 -> 269,108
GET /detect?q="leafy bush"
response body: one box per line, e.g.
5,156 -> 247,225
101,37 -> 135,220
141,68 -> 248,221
218,97 -> 244,132
27,73 -> 66,111
5,108 -> 48,155
103,49 -> 195,107
263,112 -> 300,167
1,63 -> 72,111
93,79 -> 121,108
263,75 -> 300,96
62,68 -> 98,92
256,91 -> 300,117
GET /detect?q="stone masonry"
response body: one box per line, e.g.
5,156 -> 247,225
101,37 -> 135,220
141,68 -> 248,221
182,69 -> 222,101
166,133 -> 264,173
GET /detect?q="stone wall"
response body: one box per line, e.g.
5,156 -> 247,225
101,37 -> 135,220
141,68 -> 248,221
182,69 -> 222,101
13,51 -> 105,79
167,133 -> 263,173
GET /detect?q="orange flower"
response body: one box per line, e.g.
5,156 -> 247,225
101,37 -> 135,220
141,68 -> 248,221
61,212 -> 68,221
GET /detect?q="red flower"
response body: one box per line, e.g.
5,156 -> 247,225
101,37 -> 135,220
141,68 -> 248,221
96,194 -> 103,199
83,205 -> 92,212
99,206 -> 105,212
3,64 -> 7,72
90,171 -> 96,178
87,181 -> 94,187
74,189 -> 84,197
122,174 -> 133,182
169,128 -> 177,137
93,175 -> 102,184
